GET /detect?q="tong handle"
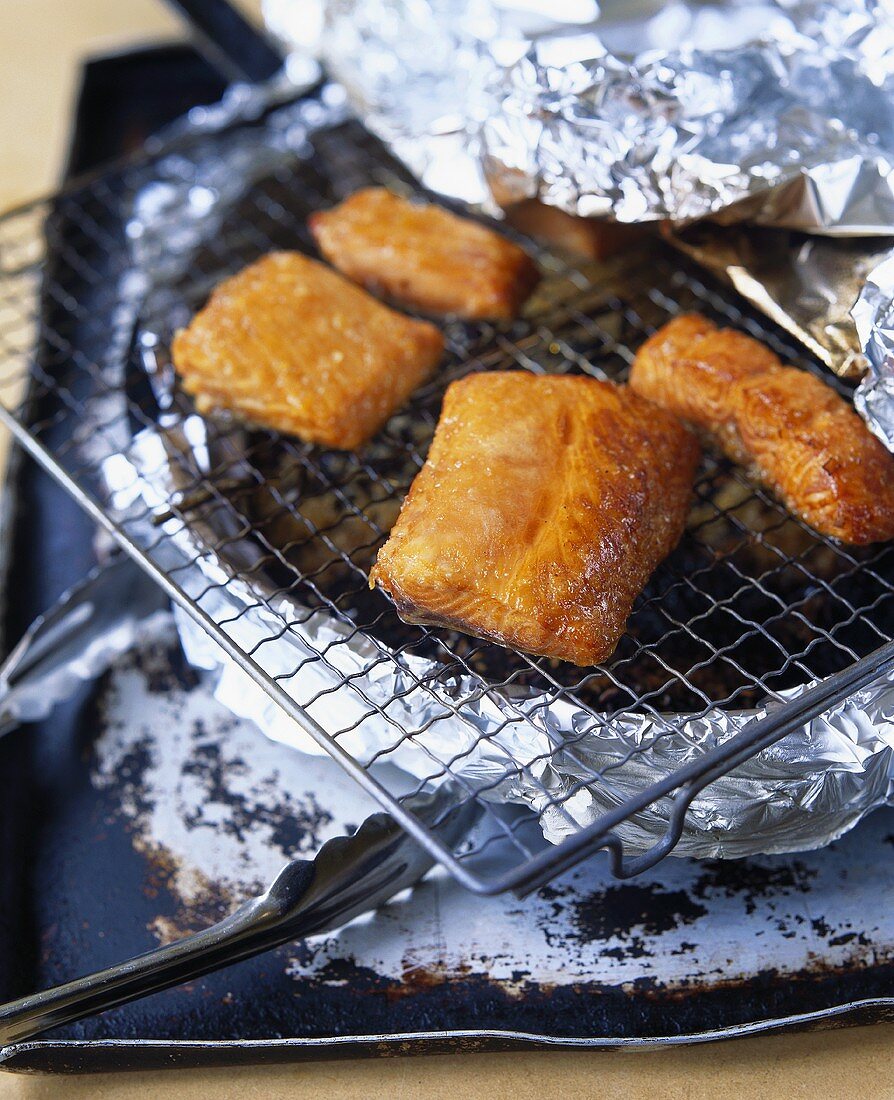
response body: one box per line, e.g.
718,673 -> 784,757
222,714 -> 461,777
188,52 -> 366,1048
0,790 -> 475,1047
0,860 -> 313,1047
0,554 -> 168,737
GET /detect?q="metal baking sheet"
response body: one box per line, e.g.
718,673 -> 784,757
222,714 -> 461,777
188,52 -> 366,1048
3,45 -> 894,1073
7,616 -> 894,1072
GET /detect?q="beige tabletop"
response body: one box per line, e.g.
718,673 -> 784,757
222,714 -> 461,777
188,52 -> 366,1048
2,2 -> 894,1096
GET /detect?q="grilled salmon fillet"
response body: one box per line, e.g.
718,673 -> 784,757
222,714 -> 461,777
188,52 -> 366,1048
370,373 -> 700,666
629,314 -> 894,544
172,251 -> 444,450
309,188 -> 540,320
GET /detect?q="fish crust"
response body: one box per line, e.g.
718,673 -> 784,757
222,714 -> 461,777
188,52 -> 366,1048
630,313 -> 894,544
172,251 -> 444,450
370,372 -> 700,666
309,188 -> 540,320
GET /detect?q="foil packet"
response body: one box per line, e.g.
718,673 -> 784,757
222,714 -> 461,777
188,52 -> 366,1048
264,0 -> 894,380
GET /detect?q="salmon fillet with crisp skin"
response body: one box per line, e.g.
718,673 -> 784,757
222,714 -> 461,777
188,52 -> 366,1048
172,251 -> 444,450
309,188 -> 540,320
370,373 -> 700,666
629,313 -> 894,545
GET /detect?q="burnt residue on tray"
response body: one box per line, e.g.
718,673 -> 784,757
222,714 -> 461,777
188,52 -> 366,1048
691,859 -> 818,909
6,598 -> 894,1059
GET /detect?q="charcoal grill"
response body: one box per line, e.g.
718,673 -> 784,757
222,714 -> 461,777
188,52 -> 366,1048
1,85 -> 893,896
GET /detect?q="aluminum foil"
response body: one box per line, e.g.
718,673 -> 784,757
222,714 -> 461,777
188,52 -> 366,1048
479,1 -> 894,232
854,253 -> 894,446
99,419 -> 894,859
666,225 -> 894,378
265,0 -> 894,382
265,0 -> 894,231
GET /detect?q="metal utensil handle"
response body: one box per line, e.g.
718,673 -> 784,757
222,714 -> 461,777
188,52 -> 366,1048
0,554 -> 170,736
162,0 -> 284,84
0,789 -> 475,1046
0,863 -> 309,1047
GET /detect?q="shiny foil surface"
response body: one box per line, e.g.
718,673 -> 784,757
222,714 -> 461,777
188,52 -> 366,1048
854,253 -> 894,446
102,412 -> 894,860
666,225 -> 894,378
265,0 -> 894,230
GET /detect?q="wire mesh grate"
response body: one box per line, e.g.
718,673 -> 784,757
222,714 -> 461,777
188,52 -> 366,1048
1,89 -> 894,894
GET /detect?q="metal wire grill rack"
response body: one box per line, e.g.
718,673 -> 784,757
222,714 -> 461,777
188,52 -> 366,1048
2,88 -> 894,896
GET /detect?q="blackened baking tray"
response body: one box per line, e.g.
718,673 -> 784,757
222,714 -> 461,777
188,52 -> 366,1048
2,49 -> 894,897
3,47 -> 894,1072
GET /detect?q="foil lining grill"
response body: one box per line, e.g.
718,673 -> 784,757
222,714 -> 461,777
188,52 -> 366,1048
2,88 -> 894,893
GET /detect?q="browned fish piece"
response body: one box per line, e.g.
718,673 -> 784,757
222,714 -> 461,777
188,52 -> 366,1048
630,313 -> 894,544
370,372 -> 699,666
171,251 -> 444,450
309,188 -> 540,320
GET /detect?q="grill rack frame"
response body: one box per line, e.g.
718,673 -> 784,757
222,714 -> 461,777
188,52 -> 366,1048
2,89 -> 894,896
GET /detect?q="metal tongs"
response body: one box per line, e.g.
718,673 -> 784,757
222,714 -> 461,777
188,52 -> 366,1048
0,556 -> 477,1046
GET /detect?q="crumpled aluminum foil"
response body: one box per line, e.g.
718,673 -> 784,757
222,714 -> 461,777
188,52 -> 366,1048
854,253 -> 894,447
265,0 -> 894,382
480,3 -> 894,232
101,418 -> 894,859
265,0 -> 894,231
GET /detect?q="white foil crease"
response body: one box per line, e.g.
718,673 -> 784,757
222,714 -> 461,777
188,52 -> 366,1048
854,254 -> 894,447
102,422 -> 894,859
